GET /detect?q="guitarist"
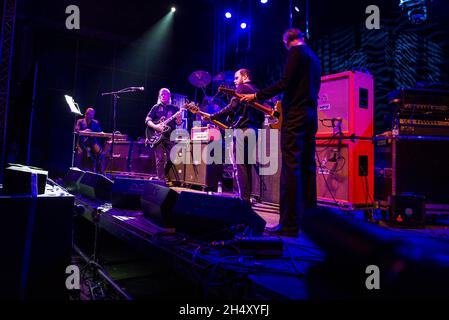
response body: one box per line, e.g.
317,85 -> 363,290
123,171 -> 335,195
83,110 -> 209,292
145,88 -> 181,181
204,69 -> 265,204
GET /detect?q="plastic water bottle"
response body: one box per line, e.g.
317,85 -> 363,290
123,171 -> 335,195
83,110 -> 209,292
217,181 -> 222,194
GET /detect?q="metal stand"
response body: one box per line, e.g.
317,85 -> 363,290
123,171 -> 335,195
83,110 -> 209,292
101,87 -> 143,173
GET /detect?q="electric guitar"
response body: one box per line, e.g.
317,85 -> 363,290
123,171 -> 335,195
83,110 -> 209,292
145,108 -> 183,148
217,86 -> 280,120
184,102 -> 230,130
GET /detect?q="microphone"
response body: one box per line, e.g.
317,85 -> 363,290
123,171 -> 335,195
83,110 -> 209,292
129,87 -> 144,91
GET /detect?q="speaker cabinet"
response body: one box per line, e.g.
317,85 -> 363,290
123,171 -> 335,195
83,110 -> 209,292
172,191 -> 266,240
184,143 -> 222,189
78,171 -> 113,201
3,165 -> 48,195
168,142 -> 188,183
103,140 -> 132,173
255,128 -> 282,204
0,188 -> 74,299
140,182 -> 179,227
317,71 -> 374,138
375,136 -> 449,207
316,138 -> 374,207
129,141 -> 156,175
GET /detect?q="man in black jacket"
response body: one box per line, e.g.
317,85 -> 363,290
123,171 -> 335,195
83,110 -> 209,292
204,69 -> 265,203
241,28 -> 321,236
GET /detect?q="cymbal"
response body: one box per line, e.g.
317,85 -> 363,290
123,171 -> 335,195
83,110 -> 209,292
213,71 -> 234,83
188,70 -> 212,88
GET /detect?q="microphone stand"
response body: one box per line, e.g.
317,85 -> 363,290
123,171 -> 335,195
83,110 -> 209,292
101,87 -> 141,175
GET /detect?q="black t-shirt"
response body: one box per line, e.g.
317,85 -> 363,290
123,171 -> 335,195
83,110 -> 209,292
146,103 -> 179,131
257,44 -> 321,113
211,83 -> 265,129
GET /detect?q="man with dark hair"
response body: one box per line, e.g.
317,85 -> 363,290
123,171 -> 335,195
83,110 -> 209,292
204,68 -> 265,203
241,28 -> 321,236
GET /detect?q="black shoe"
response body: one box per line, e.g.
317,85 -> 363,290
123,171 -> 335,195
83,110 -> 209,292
265,224 -> 299,237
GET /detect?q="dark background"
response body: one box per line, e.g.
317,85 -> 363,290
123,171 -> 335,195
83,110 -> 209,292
4,0 -> 449,177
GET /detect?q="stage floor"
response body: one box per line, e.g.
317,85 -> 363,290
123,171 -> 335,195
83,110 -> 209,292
71,185 -> 449,300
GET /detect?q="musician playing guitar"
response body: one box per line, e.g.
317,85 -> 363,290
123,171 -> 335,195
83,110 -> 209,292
75,107 -> 103,173
145,88 -> 182,181
203,69 -> 265,203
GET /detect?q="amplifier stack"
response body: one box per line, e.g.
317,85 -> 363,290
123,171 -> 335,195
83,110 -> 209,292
316,71 -> 375,209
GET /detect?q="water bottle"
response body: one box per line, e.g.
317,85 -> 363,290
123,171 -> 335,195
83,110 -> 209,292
217,181 -> 222,194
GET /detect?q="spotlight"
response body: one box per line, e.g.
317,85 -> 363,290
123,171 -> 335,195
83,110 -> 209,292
225,12 -> 232,19
399,0 -> 427,24
240,22 -> 247,29
260,0 -> 268,4
294,6 -> 300,12
171,7 -> 176,13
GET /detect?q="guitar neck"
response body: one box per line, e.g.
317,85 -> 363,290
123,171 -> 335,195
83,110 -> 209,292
221,89 -> 279,118
189,109 -> 229,130
162,110 -> 182,126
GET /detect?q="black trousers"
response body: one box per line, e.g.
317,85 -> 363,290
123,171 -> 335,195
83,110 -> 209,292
279,107 -> 317,228
230,128 -> 259,203
154,141 -> 174,181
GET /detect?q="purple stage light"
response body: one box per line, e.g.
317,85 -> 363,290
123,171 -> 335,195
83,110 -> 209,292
225,12 -> 232,19
240,22 -> 247,29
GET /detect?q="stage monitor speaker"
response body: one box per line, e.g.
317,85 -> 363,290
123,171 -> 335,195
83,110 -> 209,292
112,177 -> 166,209
317,71 -> 374,138
129,141 -> 156,175
0,188 -> 74,299
140,182 -> 179,227
63,167 -> 85,193
78,171 -> 113,201
316,139 -> 374,207
172,192 -> 266,240
3,164 -> 48,195
103,140 -> 132,173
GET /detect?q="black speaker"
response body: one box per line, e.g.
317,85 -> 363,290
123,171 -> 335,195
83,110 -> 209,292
140,182 -> 179,227
63,167 -> 85,193
0,188 -> 74,299
3,164 -> 48,195
112,177 -> 166,209
389,193 -> 426,228
129,141 -> 156,175
103,140 -> 132,172
184,150 -> 223,189
78,171 -> 113,201
172,192 -> 266,240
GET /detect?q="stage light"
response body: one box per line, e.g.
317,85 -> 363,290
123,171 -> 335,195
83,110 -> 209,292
225,12 -> 232,19
294,6 -> 300,12
171,7 -> 176,13
260,0 -> 268,4
399,0 -> 427,24
240,22 -> 247,29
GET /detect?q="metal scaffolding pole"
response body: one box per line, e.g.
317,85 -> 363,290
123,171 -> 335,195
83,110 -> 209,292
0,0 -> 17,178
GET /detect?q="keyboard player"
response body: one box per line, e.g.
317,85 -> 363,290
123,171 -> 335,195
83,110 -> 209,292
75,107 -> 103,173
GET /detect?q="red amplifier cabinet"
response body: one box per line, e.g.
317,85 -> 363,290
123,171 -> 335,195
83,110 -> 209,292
316,138 -> 374,208
317,71 -> 374,138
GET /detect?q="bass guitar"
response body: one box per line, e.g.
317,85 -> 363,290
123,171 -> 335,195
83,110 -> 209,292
217,86 -> 280,120
184,102 -> 229,130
